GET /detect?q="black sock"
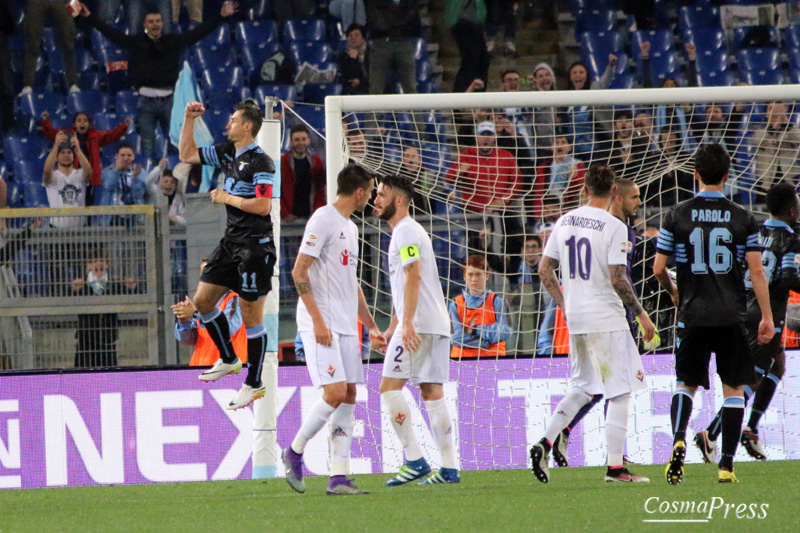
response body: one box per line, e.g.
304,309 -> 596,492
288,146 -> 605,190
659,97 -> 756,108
200,308 -> 237,364
748,374 -> 779,431
245,325 -> 267,387
719,396 -> 745,471
707,409 -> 723,441
670,389 -> 694,444
566,394 -> 603,432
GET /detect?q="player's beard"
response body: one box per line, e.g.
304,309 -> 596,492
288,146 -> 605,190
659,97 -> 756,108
377,200 -> 396,221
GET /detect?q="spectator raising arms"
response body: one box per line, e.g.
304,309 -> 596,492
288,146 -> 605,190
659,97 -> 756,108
41,111 -> 131,204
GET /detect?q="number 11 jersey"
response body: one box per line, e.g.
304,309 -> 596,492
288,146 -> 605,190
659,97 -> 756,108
543,205 -> 631,334
656,191 -> 760,327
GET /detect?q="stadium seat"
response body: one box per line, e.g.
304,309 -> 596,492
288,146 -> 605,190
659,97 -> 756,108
696,69 -> 734,87
75,72 -> 102,92
302,82 -> 341,104
207,87 -> 252,112
5,180 -> 22,208
586,51 -> 627,83
90,28 -> 117,52
740,68 -> 784,86
254,84 -> 297,105
196,25 -> 231,49
328,21 -> 346,45
643,54 -> 680,86
48,47 -> 94,92
240,41 -> 283,88
201,66 -> 244,92
288,42 -> 332,68
574,9 -> 616,36
630,29 -> 674,64
243,0 -> 270,20
15,91 -> 65,117
96,47 -> 131,93
678,5 -> 721,30
737,48 -> 779,72
283,18 -> 326,43
93,112 -> 129,133
13,159 -> 46,185
695,48 -> 729,74
570,0 -> 616,13
296,105 -> 325,135
681,27 -> 725,52
4,136 -> 46,163
202,109 -> 230,143
66,90 -> 109,117
191,45 -> 235,69
732,25 -> 780,51
22,182 -> 48,207
417,80 -> 438,94
115,90 -> 139,115
783,24 -> 800,51
416,59 -> 433,83
133,154 -> 154,173
411,38 -> 428,61
235,20 -> 278,47
48,113 -> 73,130
579,31 -> 623,59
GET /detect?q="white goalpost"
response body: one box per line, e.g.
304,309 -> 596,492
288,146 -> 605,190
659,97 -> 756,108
316,84 -> 800,470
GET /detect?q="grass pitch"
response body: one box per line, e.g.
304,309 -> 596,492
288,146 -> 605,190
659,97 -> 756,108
1,461 -> 796,532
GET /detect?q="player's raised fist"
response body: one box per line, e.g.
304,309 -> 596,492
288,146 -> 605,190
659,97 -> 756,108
185,101 -> 205,118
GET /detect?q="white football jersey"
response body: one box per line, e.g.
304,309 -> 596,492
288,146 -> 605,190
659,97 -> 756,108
296,205 -> 359,335
387,216 -> 450,335
542,205 -> 631,334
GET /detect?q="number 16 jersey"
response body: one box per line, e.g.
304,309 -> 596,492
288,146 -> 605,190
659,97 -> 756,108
543,205 -> 631,334
656,191 -> 761,327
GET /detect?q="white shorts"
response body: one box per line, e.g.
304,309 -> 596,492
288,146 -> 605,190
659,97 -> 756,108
299,331 -> 364,388
382,332 -> 450,386
569,330 -> 646,399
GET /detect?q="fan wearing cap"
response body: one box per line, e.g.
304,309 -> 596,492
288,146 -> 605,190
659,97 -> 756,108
43,131 -> 92,227
444,120 -> 521,213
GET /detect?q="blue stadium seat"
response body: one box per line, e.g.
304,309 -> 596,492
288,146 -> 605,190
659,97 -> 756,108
4,136 -> 46,163
115,90 -> 139,115
574,9 -> 616,36
585,51 -> 627,82
75,72 -> 102,91
201,66 -> 244,92
22,182 -> 48,207
630,29 -> 674,63
579,31 -> 623,58
696,69 -> 734,87
740,68 -> 784,86
254,83 -> 297,105
283,18 -> 326,42
570,0 -> 616,14
66,90 -> 109,117
678,5 -> 721,30
411,38 -> 428,61
133,154 -> 154,173
207,87 -> 252,112
296,105 -> 325,135
196,25 -> 231,49
93,112 -> 129,133
96,47 -> 132,93
48,47 -> 94,92
328,21 -> 346,45
5,180 -> 22,208
783,24 -> 800,51
643,54 -> 680,86
417,80 -> 438,94
681,27 -> 725,51
608,71 -> 633,89
91,28 -> 117,52
695,48 -> 729,74
416,59 -> 433,83
15,91 -> 65,117
202,109 -> 230,143
302,82 -> 341,104
235,20 -> 278,47
737,48 -> 779,71
732,25 -> 779,51
243,0 -> 270,20
288,42 -> 332,68
192,45 -> 235,69
788,49 -> 800,83
48,113 -> 73,130
240,41 -> 283,87
13,159 -> 46,185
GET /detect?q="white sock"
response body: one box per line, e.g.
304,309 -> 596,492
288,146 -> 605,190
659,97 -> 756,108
605,393 -> 630,467
329,402 -> 355,476
425,398 -> 457,469
291,397 -> 336,454
382,390 -> 423,462
544,389 -> 593,444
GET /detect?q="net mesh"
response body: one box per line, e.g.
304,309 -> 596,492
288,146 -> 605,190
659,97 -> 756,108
284,92 -> 800,469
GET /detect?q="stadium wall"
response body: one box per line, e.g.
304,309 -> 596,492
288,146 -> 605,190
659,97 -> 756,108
2,353 -> 798,489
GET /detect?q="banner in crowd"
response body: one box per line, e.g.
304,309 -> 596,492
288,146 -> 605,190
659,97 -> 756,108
1,354 -> 798,489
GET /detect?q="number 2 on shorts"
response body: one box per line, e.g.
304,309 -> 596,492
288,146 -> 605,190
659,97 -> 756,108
394,345 -> 404,362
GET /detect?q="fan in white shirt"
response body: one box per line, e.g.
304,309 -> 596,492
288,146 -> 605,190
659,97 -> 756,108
282,164 -> 386,496
42,131 -> 91,228
373,174 -> 460,486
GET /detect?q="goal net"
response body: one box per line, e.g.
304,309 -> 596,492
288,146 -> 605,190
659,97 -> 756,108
313,85 -> 800,472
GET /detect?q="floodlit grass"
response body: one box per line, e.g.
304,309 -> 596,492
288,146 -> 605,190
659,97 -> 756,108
1,461 -> 796,532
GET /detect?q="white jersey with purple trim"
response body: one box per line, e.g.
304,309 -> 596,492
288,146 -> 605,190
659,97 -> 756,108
542,205 -> 631,334
296,205 -> 359,335
387,216 -> 450,335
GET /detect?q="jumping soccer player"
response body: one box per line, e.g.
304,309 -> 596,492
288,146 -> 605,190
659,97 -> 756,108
654,143 -> 774,484
551,177 -> 653,468
179,100 -> 277,409
282,164 -> 386,496
695,181 -> 800,463
531,164 -> 655,483
373,174 -> 460,486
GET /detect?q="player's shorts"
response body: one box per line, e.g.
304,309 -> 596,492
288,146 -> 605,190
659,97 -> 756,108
299,331 -> 364,388
747,320 -> 786,379
200,236 -> 277,302
675,323 -> 754,389
569,330 -> 646,399
382,332 -> 450,386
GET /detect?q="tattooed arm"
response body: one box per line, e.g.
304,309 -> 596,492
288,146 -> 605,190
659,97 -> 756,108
292,253 -> 332,346
610,264 -> 655,341
538,256 -> 565,310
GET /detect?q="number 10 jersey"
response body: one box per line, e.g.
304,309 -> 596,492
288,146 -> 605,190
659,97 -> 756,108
543,205 -> 631,334
657,191 -> 761,327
